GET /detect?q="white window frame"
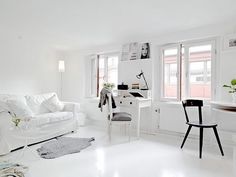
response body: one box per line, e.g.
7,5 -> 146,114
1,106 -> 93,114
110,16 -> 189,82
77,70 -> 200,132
90,52 -> 119,97
160,44 -> 181,101
90,55 -> 98,97
160,38 -> 217,101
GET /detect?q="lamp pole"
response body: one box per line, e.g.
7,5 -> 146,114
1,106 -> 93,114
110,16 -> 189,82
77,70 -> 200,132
141,73 -> 149,90
58,60 -> 65,99
136,70 -> 149,90
60,71 -> 63,99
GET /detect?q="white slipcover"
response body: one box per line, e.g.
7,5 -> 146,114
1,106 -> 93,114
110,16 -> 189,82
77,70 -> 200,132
0,93 -> 80,155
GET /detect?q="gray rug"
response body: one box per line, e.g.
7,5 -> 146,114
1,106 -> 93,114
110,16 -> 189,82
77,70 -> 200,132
37,137 -> 95,159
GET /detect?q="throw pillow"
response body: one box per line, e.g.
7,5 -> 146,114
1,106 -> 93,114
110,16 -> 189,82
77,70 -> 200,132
6,99 -> 34,118
42,95 -> 64,112
25,93 -> 55,114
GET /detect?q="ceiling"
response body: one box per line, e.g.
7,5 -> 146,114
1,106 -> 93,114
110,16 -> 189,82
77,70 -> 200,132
1,0 -> 236,50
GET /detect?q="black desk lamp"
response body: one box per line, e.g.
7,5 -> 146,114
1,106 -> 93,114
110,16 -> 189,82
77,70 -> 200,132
136,70 -> 149,90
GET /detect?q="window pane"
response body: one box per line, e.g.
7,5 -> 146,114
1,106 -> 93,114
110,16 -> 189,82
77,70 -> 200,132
96,55 -> 119,96
189,45 -> 211,99
98,58 -> 105,94
181,47 -> 185,99
107,56 -> 118,89
91,58 -> 97,96
163,48 -> 178,98
189,62 -> 204,83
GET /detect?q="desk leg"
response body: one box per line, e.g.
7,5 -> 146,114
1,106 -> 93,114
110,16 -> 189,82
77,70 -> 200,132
137,105 -> 141,138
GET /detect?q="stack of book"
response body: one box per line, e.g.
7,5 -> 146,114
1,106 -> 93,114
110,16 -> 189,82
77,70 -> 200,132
0,162 -> 28,177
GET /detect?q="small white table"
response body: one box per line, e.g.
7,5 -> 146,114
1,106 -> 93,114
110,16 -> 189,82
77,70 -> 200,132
115,96 -> 152,138
211,101 -> 236,111
211,101 -> 236,167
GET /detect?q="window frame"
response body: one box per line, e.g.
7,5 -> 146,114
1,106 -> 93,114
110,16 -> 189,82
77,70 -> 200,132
160,38 -> 216,101
90,52 -> 119,97
160,44 -> 181,101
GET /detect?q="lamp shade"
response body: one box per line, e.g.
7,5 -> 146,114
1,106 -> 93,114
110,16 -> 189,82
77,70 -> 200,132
58,60 -> 65,72
136,70 -> 143,79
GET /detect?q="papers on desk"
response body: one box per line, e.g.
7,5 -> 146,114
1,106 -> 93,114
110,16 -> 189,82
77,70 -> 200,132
118,89 -> 151,99
129,92 -> 143,97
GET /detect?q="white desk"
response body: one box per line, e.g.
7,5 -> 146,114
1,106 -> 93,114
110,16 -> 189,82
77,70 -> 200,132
114,96 -> 152,138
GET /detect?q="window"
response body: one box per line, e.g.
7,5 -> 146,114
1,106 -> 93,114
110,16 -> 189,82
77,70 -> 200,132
91,53 -> 119,97
163,47 -> 179,98
161,40 -> 215,101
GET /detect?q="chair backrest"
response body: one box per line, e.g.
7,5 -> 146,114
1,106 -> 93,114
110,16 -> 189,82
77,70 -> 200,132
182,99 -> 203,123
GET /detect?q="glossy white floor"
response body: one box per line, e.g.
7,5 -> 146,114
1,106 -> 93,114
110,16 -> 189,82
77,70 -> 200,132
1,125 -> 235,177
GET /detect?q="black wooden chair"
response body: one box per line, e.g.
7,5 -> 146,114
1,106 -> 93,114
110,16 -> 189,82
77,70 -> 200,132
181,99 -> 224,158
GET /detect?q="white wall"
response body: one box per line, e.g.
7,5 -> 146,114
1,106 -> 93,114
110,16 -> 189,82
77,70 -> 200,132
0,29 -> 61,95
118,59 -> 152,89
59,51 -> 86,102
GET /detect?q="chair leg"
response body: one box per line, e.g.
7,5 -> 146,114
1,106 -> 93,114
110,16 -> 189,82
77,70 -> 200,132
128,122 -> 131,142
199,127 -> 203,159
213,127 -> 224,156
120,124 -> 123,135
108,122 -> 111,142
124,124 -> 127,136
181,125 -> 192,148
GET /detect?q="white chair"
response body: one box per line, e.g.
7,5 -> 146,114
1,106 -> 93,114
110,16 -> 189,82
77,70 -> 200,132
107,93 -> 132,141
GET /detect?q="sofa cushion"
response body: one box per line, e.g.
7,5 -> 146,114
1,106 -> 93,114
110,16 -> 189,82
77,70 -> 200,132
42,95 -> 64,112
25,93 -> 56,115
30,112 -> 73,127
6,99 -> 34,118
109,112 -> 132,121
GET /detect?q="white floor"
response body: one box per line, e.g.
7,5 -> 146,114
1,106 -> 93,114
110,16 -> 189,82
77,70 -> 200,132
1,125 -> 235,177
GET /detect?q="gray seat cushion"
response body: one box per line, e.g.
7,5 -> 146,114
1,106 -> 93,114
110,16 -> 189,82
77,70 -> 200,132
109,112 -> 132,121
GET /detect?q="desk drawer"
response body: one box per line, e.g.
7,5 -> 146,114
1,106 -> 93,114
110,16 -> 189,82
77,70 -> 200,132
116,99 -> 137,107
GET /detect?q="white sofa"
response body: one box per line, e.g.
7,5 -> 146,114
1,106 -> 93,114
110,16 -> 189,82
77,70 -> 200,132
0,92 -> 80,155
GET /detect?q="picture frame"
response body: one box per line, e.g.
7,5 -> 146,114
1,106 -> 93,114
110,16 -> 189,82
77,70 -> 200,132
223,34 -> 236,50
121,42 -> 139,61
139,43 -> 150,60
121,42 -> 150,61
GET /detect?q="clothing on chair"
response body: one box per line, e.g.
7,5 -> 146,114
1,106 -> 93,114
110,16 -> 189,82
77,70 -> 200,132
98,88 -> 116,111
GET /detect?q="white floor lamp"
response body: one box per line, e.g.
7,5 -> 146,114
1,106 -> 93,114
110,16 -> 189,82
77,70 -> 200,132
58,60 -> 65,99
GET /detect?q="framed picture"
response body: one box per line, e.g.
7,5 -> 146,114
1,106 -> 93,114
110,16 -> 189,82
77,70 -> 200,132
121,42 -> 139,61
223,34 -> 236,50
121,42 -> 150,61
139,43 -> 150,59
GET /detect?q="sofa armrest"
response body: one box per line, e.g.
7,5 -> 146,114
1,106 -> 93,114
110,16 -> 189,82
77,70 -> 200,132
0,112 -> 12,131
62,102 -> 80,114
